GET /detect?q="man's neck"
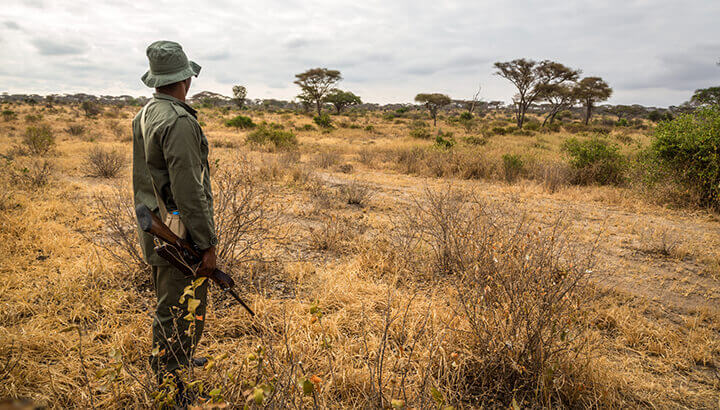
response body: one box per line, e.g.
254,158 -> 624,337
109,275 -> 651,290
156,89 -> 186,102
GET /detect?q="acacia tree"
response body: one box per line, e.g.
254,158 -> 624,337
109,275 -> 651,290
415,93 -> 452,126
324,89 -> 362,114
494,59 -> 580,128
605,104 -> 646,121
294,68 -> 342,116
537,83 -> 577,126
575,77 -> 613,125
690,87 -> 720,106
231,85 -> 247,109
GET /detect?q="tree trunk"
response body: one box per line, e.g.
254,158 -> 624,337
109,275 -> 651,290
316,100 -> 322,116
433,114 -> 437,126
584,100 -> 592,125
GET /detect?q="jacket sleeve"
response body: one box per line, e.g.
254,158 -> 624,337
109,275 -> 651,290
163,116 -> 217,250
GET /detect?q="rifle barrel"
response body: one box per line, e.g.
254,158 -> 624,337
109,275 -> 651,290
225,288 -> 255,317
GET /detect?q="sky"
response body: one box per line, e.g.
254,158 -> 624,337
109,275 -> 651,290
1,0 -> 719,107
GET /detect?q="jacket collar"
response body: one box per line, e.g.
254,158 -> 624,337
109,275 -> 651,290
152,93 -> 197,117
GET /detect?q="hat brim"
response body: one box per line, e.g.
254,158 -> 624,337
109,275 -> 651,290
142,60 -> 201,88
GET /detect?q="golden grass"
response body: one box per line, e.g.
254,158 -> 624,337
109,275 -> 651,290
0,103 -> 718,408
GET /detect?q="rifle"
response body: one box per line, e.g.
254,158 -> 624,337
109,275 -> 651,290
135,204 -> 255,316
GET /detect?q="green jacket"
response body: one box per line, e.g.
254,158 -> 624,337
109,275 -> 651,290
132,93 -> 216,266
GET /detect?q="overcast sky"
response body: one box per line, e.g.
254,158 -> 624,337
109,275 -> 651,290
1,0 -> 718,107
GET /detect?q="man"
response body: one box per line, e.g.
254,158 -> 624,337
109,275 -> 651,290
131,40 -> 216,391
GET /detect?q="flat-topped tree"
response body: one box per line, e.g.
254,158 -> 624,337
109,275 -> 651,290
575,77 -> 612,125
537,83 -> 577,126
325,89 -> 362,114
415,93 -> 452,126
294,68 -> 342,116
494,59 -> 580,128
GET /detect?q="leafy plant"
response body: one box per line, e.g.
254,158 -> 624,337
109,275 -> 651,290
246,125 -> 298,150
313,113 -> 333,129
562,136 -> 625,185
647,106 -> 720,207
225,115 -> 255,130
501,153 -> 524,183
23,124 -> 55,155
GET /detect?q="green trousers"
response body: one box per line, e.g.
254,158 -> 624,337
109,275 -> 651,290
150,264 -> 209,377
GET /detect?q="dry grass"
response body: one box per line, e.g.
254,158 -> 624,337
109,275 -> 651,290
0,103 -> 718,409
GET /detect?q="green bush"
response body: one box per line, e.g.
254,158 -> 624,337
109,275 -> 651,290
463,136 -> 487,146
225,115 -> 255,130
616,118 -> 629,127
562,137 -> 625,185
648,106 -> 720,206
502,154 -> 524,183
297,124 -> 315,131
409,127 -> 431,139
459,112 -> 473,121
434,130 -> 455,149
246,125 -> 298,150
490,126 -> 509,136
2,110 -> 16,121
313,113 -> 333,128
524,121 -> 541,131
24,114 -> 43,123
23,124 -> 55,155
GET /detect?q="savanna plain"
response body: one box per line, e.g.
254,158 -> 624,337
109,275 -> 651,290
1,103 -> 719,409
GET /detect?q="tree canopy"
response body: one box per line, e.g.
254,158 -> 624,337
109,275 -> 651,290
294,68 -> 342,115
231,85 -> 247,109
494,59 -> 580,128
575,77 -> 613,125
415,93 -> 452,126
324,89 -> 362,113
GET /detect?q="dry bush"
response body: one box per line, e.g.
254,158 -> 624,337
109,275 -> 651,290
307,213 -> 361,252
396,186 -> 600,406
83,147 -> 125,178
90,162 -> 280,291
314,149 -> 340,169
395,146 -> 426,175
529,161 -> 572,193
65,123 -> 86,137
357,148 -> 378,166
90,185 -> 151,290
107,120 -> 127,140
338,180 -> 373,207
22,124 -> 55,155
6,158 -> 54,188
212,163 -> 282,274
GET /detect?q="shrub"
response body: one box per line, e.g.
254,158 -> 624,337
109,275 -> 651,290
459,112 -> 473,121
409,119 -> 428,129
524,121 -> 541,131
339,180 -> 372,207
463,136 -> 487,146
647,106 -> 720,207
225,115 -> 255,130
81,101 -> 102,117
83,147 -> 125,178
246,125 -> 298,150
364,125 -> 374,132
313,113 -> 333,128
434,130 -> 455,149
490,126 -> 509,136
24,114 -> 43,123
2,110 -> 16,121
616,118 -> 629,127
562,137 -> 625,185
23,124 -> 55,155
409,127 -> 431,139
501,153 -> 523,183
65,124 -> 86,136
297,124 -> 315,131
8,159 -> 54,188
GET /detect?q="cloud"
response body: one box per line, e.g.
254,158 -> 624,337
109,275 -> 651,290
32,38 -> 85,56
1,0 -> 719,106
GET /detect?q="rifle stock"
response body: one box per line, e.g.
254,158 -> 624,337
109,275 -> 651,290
135,204 -> 254,316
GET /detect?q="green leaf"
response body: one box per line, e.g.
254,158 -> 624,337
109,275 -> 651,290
209,388 -> 222,397
391,399 -> 406,409
299,377 -> 314,395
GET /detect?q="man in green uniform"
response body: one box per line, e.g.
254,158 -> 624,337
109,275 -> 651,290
131,40 -> 217,390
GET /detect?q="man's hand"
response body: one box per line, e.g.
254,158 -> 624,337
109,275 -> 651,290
196,245 -> 217,277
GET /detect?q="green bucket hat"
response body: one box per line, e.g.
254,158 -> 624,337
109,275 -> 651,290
141,40 -> 201,88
